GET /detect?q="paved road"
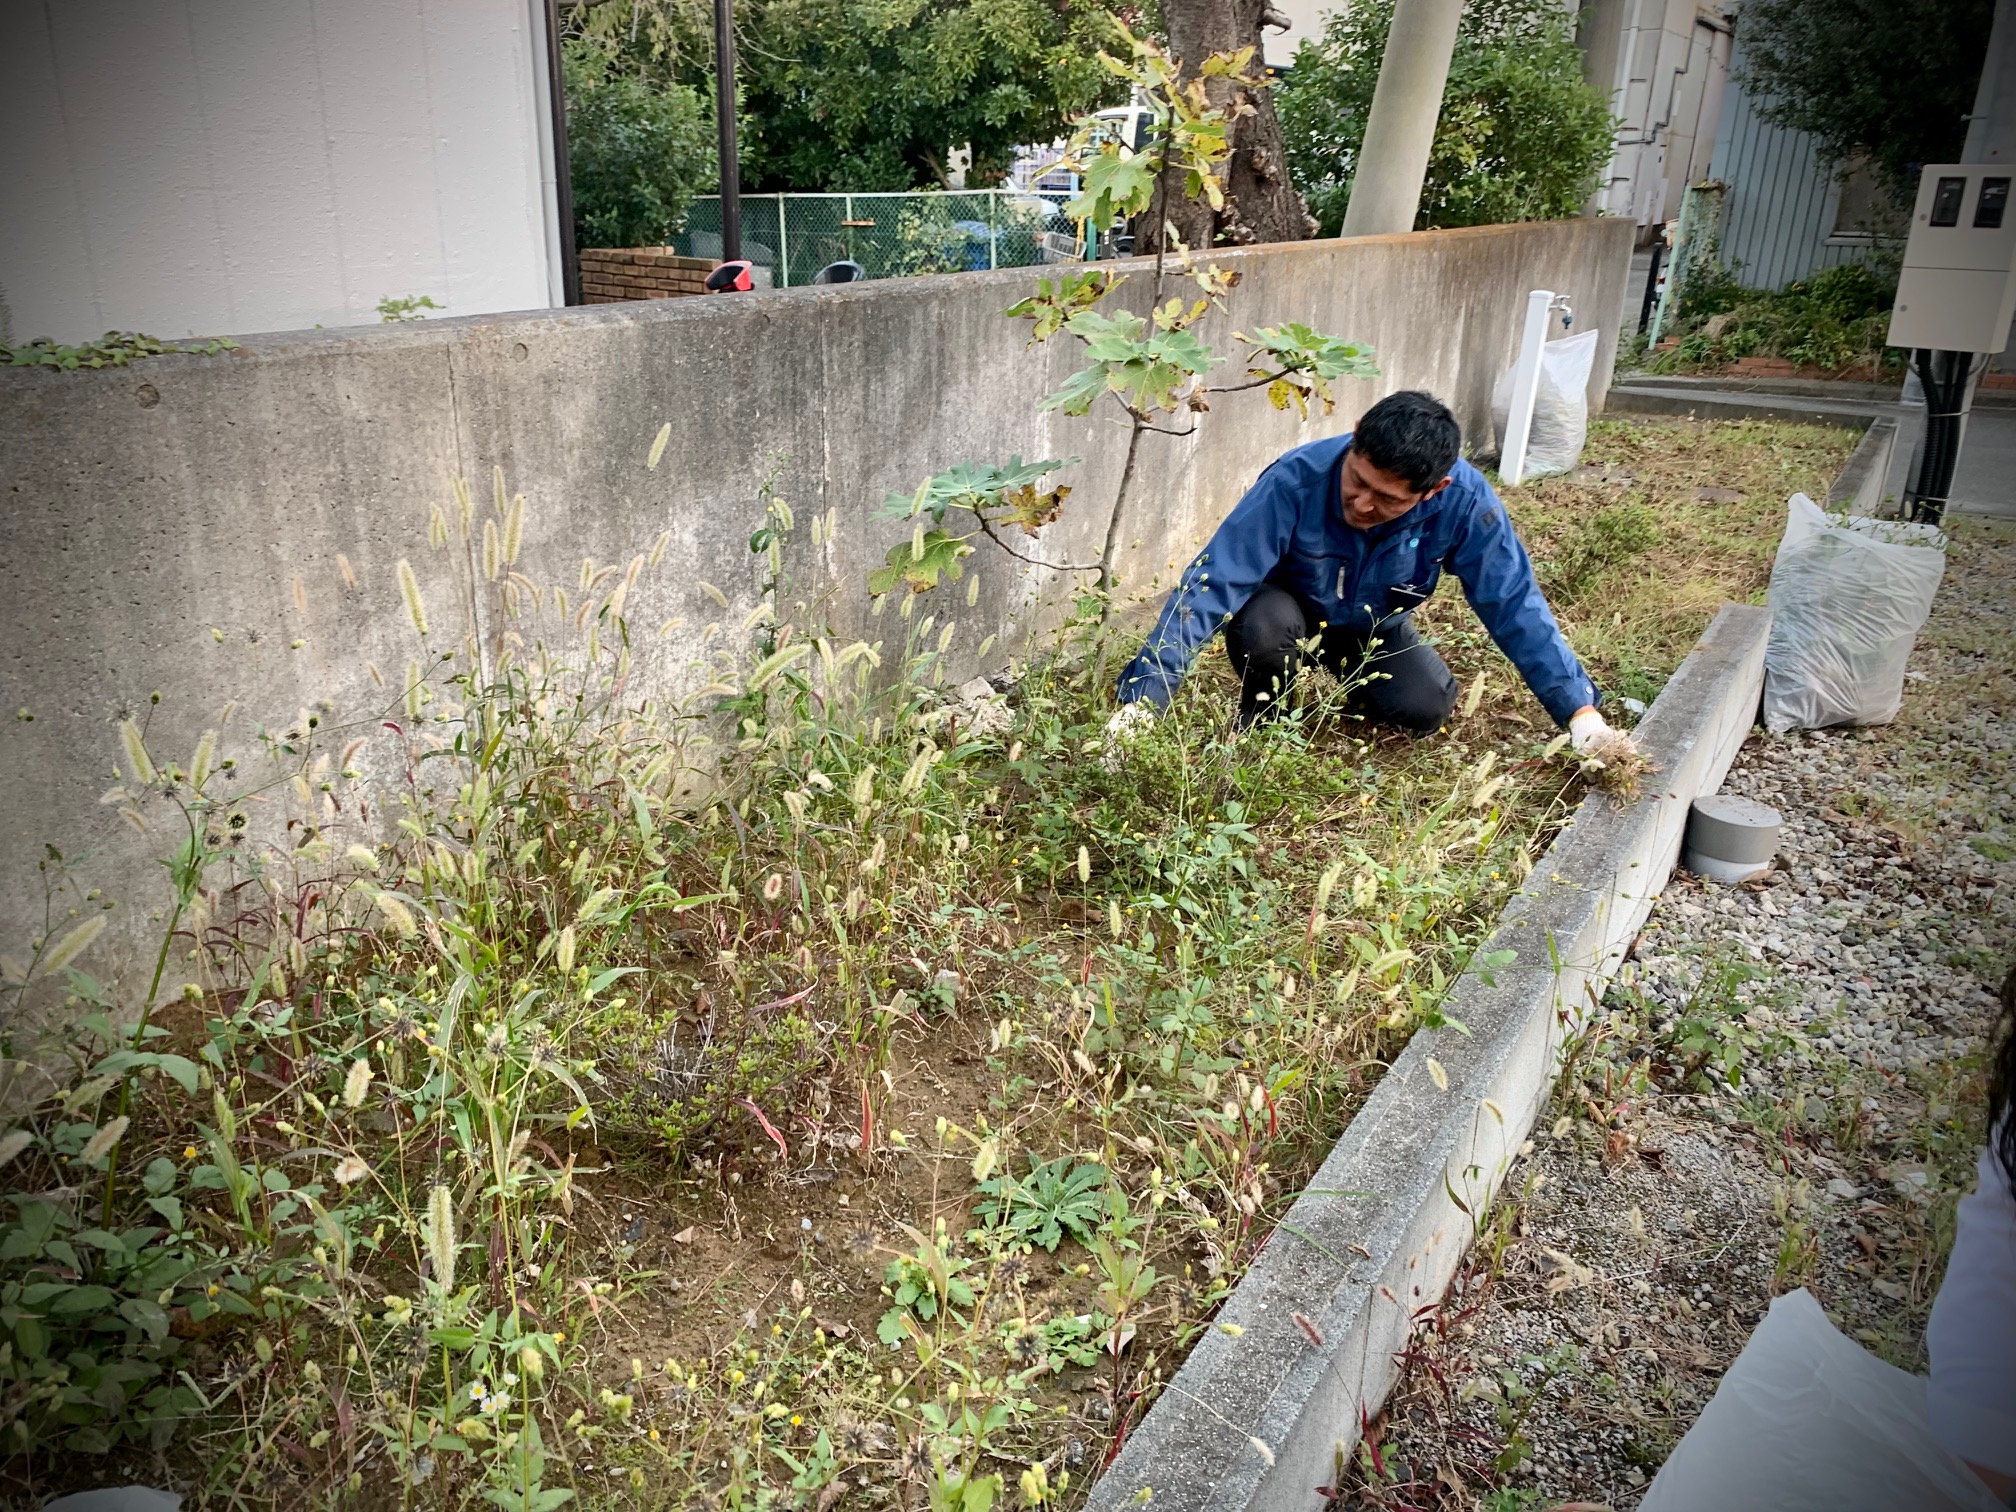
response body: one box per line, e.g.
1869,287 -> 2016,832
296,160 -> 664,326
1950,404 -> 2016,520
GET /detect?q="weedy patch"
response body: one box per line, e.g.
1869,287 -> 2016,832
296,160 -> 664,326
0,408 -> 1851,1505
0,466 -> 1583,1510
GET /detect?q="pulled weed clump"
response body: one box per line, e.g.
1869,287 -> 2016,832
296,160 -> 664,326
0,449 -> 1591,1507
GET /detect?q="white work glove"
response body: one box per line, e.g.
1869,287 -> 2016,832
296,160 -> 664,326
1100,701 -> 1157,769
1568,708 -> 1611,756
1569,707 -> 1639,763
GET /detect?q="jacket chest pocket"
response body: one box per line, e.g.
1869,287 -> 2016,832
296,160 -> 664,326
1382,548 -> 1444,616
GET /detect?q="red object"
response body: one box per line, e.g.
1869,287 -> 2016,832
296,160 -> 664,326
740,1097 -> 789,1157
705,259 -> 755,293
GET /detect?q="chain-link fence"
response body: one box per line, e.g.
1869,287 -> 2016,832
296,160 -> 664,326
669,189 -> 1093,288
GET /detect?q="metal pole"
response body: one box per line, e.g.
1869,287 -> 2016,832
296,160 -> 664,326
1637,239 -> 1665,335
543,0 -> 579,304
776,192 -> 789,285
714,0 -> 740,263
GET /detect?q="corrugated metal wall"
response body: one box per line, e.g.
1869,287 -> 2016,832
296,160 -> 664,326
1707,41 -> 1875,290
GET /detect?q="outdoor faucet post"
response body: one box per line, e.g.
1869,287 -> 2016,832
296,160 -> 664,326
1500,287 -> 1559,487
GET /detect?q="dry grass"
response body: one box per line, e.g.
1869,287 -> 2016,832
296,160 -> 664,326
1495,416 -> 1860,705
0,415 -> 1868,1510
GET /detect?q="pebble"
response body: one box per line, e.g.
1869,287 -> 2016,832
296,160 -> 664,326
1357,520 -> 2014,1509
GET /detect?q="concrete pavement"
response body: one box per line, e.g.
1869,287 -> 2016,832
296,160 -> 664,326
1950,404 -> 2016,519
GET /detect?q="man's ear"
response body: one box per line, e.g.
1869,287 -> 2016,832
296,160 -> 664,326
1423,475 -> 1455,500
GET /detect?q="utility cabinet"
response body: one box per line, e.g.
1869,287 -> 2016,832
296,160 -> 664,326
1888,164 -> 2016,353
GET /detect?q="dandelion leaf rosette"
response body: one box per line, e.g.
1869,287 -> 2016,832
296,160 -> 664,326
974,1156 -> 1107,1252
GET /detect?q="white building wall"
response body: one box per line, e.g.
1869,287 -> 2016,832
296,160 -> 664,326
1582,0 -> 1733,234
1265,0 -> 1333,65
1,0 -> 561,345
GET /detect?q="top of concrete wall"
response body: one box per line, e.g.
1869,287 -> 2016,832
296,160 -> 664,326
0,218 -> 1627,364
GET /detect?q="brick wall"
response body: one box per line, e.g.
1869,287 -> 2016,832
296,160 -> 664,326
578,248 -> 716,303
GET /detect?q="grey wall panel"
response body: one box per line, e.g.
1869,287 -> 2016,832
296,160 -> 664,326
1706,41 -> 1875,290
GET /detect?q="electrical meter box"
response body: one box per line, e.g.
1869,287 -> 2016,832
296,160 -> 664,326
1889,164 -> 2016,352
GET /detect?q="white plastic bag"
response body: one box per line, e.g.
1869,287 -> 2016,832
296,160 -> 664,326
1762,493 -> 1946,734
1491,328 -> 1597,478
1640,1289 -> 2003,1512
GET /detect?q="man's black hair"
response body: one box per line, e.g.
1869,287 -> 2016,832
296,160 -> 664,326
1352,390 -> 1462,493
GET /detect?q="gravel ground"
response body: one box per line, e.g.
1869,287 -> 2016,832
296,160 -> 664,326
1344,518 -> 2016,1511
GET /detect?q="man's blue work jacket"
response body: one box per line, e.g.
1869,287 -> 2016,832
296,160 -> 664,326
1114,433 -> 1598,726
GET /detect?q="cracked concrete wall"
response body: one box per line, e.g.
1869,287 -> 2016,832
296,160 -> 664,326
0,218 -> 1632,1008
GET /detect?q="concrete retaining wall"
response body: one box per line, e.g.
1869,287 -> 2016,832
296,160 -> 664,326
0,217 -> 1632,998
1089,602 -> 1770,1511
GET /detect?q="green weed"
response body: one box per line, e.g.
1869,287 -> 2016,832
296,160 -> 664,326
974,1157 -> 1107,1253
1659,950 -> 1792,1093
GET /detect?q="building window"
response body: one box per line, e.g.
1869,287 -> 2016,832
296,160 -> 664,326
1828,156 -> 1898,242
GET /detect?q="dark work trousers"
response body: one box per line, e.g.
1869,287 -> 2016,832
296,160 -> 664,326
1223,583 -> 1459,733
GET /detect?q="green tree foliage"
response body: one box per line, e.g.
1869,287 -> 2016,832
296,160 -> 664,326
736,0 -> 1133,191
1736,0 -> 1993,201
1277,0 -> 1614,235
560,0 -> 1136,196
563,39 -> 714,248
565,0 -> 713,83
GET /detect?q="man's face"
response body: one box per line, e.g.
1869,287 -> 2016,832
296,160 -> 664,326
1340,445 -> 1451,530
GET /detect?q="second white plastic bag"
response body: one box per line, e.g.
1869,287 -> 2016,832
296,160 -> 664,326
1639,1289 -> 2002,1512
1762,493 -> 1946,733
1490,328 -> 1597,478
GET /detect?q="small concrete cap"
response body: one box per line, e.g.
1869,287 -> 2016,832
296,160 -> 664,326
42,1491 -> 181,1512
1684,793 -> 1781,884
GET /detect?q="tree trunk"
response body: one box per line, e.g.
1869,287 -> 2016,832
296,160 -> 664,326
1146,0 -> 1316,251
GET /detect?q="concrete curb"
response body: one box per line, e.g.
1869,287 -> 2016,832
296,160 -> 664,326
1088,603 -> 1771,1512
1605,385 -> 1879,430
1824,414 -> 1900,515
1612,372 -> 2016,411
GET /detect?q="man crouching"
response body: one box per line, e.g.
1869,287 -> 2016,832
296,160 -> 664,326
1105,390 -> 1629,758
